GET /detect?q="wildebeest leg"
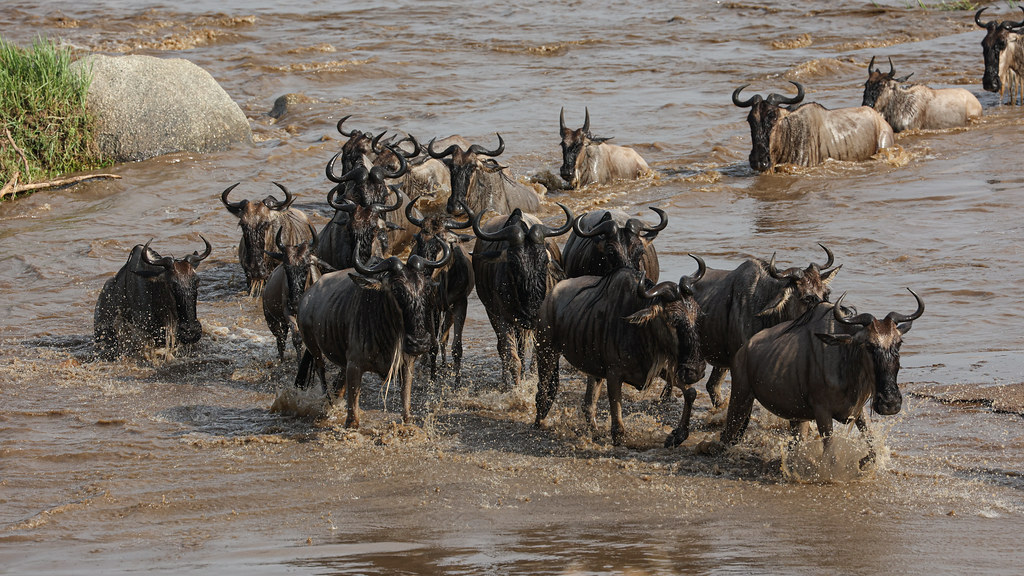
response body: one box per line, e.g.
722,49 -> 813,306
295,349 -> 315,389
267,316 -> 288,360
787,420 -> 810,452
400,358 -> 415,424
582,376 -> 603,433
665,386 -> 698,448
705,366 -> 729,408
450,300 -> 468,387
815,411 -> 836,466
720,366 -> 754,445
854,414 -> 876,469
288,318 -> 303,360
607,376 -> 626,446
344,363 -> 363,429
495,322 -> 522,390
534,341 -> 560,427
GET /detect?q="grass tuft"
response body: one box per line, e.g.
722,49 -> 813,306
0,36 -> 107,194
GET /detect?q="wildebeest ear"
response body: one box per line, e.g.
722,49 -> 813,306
591,136 -> 613,144
756,288 -> 792,317
480,159 -> 506,173
897,322 -> 913,335
816,333 -> 854,346
626,305 -> 662,326
386,222 -> 405,231
349,273 -> 383,291
895,73 -> 913,83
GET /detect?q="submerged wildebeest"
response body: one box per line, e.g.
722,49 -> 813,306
220,182 -> 313,296
427,133 -> 542,216
262,226 -> 333,360
721,289 -> 924,467
561,207 -> 666,281
558,107 -> 652,189
861,56 -> 982,132
536,256 -> 707,447
733,81 -> 895,172
406,194 -> 476,385
470,201 -> 574,390
691,245 -> 841,407
976,7 -> 1024,104
94,236 -> 211,360
295,242 -> 451,428
315,185 -> 403,271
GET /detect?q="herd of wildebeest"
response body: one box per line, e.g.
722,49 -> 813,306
91,9 -> 1024,465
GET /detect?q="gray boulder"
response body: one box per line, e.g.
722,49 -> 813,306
71,54 -> 252,162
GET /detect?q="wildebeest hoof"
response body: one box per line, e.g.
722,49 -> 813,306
859,451 -> 877,470
664,428 -> 689,448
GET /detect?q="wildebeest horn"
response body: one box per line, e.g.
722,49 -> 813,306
767,252 -> 804,280
406,194 -> 428,229
368,188 -> 403,214
186,234 -> 213,267
868,55 -> 876,74
306,223 -> 318,252
559,107 -> 567,135
583,107 -> 591,134
325,149 -> 347,183
1005,6 -> 1024,28
640,207 -> 668,236
573,212 -> 618,238
353,240 -> 401,275
540,203 -> 575,238
275,227 -> 287,252
326,187 -> 358,213
813,243 -> 835,271
886,57 -> 896,79
262,182 -> 294,211
141,239 -> 173,269
467,133 -> 504,157
396,134 -> 421,159
427,137 -> 461,159
732,85 -> 758,108
408,240 -> 452,272
471,207 -> 526,244
220,182 -> 246,213
375,144 -> 408,179
337,114 -> 358,137
976,7 -> 991,27
885,288 -> 925,324
833,292 -> 876,327
678,254 -> 706,295
767,81 -> 804,106
642,280 -> 681,302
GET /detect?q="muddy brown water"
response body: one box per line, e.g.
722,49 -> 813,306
2,1 -> 1023,574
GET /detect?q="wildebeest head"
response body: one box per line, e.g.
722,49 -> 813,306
572,207 -> 667,277
221,181 -> 295,289
134,235 -> 212,346
327,185 -> 403,266
816,289 -> 925,415
265,225 -> 322,312
336,115 -> 375,174
470,201 -> 574,323
352,240 -> 452,355
559,107 -> 612,187
862,56 -> 914,108
759,243 -> 842,318
373,131 -> 421,173
407,194 -> 473,263
626,254 -> 707,385
732,81 -> 805,172
326,142 -> 408,206
428,134 -> 506,215
976,7 -> 1024,93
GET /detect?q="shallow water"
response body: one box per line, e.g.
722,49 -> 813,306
2,1 -> 1023,573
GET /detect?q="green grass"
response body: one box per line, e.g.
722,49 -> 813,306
0,36 -> 107,194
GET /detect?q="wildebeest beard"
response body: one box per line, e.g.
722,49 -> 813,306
870,342 -> 903,415
506,241 -> 552,328
390,274 -> 434,355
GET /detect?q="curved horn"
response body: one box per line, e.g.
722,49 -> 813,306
267,182 -> 294,210
427,137 -> 461,159
220,182 -> 245,213
326,186 -> 358,213
353,240 -> 399,275
833,292 -> 875,327
732,84 -> 757,108
541,202 -> 575,238
405,194 -> 428,229
767,252 -> 803,280
885,288 -> 925,324
770,81 -> 805,106
559,107 -> 567,134
642,280 -> 681,302
467,133 -> 504,157
471,207 -> 522,243
337,114 -> 358,137
641,207 -> 669,234
868,55 -> 876,74
307,223 -> 318,251
814,243 -> 835,271
141,239 -> 172,269
1003,6 -> 1024,29
396,134 -> 421,159
678,254 -> 706,295
325,149 -> 347,183
422,240 -> 452,270
186,234 -> 213,266
375,144 -> 408,179
582,107 -> 591,134
275,226 -> 287,252
573,213 -> 618,238
368,188 -> 403,214
887,56 -> 896,79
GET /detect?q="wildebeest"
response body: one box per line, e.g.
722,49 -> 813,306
561,207 -> 666,281
733,81 -> 895,172
315,185 -> 403,271
371,132 -> 453,201
694,245 -> 841,407
536,257 -> 707,447
406,195 -> 476,385
427,133 -> 542,216
976,7 -> 1024,104
721,289 -> 924,466
94,236 -> 211,360
262,226 -> 333,360
558,107 -> 652,189
861,56 -> 982,132
470,201 -> 574,390
295,242 -> 451,428
220,182 -> 314,296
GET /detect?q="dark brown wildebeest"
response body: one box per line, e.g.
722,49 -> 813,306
721,289 -> 924,466
559,107 -> 652,189
427,133 -> 542,216
862,56 -> 982,132
536,257 -> 707,447
470,201 -> 574,390
295,242 -> 451,428
262,226 -> 334,360
406,194 -> 476,385
94,236 -> 211,360
733,81 -> 894,172
220,181 -> 314,296
315,185 -> 403,271
976,7 -> 1024,104
693,245 -> 842,407
561,207 -> 666,281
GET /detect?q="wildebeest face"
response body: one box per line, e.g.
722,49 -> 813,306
444,150 -> 503,215
671,297 -> 706,385
818,318 -> 905,416
350,208 -> 391,265
237,204 -> 275,281
981,25 -> 1012,92
862,70 -> 891,108
559,126 -> 586,186
135,244 -> 207,346
391,269 -> 437,355
745,100 -> 780,173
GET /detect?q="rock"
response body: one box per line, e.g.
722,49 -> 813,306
71,54 -> 252,162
